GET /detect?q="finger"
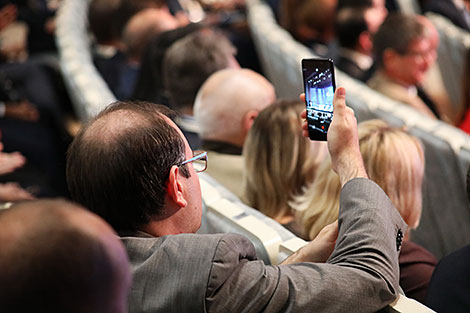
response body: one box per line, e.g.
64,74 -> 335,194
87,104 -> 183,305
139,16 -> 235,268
300,110 -> 306,119
300,93 -> 305,102
332,87 -> 347,114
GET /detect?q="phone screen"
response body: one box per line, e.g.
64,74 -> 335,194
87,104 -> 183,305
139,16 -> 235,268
302,58 -> 336,141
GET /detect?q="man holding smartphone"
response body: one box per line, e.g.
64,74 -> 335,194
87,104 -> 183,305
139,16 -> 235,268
66,87 -> 406,313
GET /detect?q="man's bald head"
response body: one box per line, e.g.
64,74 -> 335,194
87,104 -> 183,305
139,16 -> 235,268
0,200 -> 131,313
194,69 -> 276,147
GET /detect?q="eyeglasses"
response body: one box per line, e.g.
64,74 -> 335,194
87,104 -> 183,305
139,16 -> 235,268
180,150 -> 208,173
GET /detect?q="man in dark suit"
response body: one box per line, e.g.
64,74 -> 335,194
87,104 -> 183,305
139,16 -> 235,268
334,7 -> 376,82
423,0 -> 470,31
66,88 -> 407,313
334,0 -> 388,82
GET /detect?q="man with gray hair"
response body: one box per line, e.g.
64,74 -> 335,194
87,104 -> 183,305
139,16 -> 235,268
194,68 -> 276,198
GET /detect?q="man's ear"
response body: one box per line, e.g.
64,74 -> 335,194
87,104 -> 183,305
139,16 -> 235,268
243,110 -> 259,133
166,165 -> 188,208
383,48 -> 399,71
358,31 -> 372,54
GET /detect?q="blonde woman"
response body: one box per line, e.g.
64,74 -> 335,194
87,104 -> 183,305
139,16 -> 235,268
242,100 -> 327,237
294,119 -> 437,303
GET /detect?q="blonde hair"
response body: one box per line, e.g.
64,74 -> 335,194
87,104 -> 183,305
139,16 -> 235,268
242,100 -> 327,222
295,119 -> 425,240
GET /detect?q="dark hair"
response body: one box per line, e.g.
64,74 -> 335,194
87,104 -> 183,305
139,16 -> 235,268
88,0 -> 123,43
131,23 -> 202,105
88,0 -> 163,44
337,0 -> 373,10
373,13 -> 425,68
66,101 -> 190,231
163,29 -> 236,111
335,8 -> 368,49
0,200 -> 119,313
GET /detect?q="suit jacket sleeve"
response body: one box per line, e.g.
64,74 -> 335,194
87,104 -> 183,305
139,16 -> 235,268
205,178 -> 407,313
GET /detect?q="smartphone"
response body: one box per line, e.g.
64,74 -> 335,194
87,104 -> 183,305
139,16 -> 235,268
301,58 -> 336,141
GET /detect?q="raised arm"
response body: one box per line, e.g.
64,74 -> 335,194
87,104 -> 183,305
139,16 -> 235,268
206,87 -> 406,313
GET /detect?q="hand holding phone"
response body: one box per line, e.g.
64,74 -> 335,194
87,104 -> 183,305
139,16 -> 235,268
301,58 -> 336,141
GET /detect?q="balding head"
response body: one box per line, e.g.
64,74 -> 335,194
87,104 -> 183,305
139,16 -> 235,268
0,200 -> 131,313
67,101 -> 190,232
194,69 -> 276,147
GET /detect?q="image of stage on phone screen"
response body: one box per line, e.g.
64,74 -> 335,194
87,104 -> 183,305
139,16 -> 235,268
305,67 -> 334,134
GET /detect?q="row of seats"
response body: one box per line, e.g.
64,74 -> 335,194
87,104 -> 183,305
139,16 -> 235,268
55,0 -> 116,120
429,12 -> 470,110
246,0 -> 470,261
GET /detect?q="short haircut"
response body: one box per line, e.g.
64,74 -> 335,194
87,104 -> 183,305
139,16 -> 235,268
66,101 -> 190,232
335,7 -> 368,49
131,23 -> 202,104
88,0 -> 123,43
163,29 -> 236,111
243,100 -> 326,220
295,119 -> 425,240
373,13 -> 426,67
0,200 -> 127,313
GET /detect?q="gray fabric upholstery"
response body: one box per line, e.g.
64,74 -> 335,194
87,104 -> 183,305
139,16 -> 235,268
428,13 -> 470,111
197,173 -> 304,265
55,0 -> 116,120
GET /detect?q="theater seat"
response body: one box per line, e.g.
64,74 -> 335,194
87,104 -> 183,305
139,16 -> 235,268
55,0 -> 116,120
427,13 -> 470,118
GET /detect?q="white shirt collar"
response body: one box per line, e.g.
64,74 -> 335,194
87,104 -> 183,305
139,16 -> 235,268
339,48 -> 374,71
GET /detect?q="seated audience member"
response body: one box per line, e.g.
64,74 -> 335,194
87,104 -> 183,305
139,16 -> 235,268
0,199 -> 131,313
117,7 -> 178,99
292,0 -> 338,57
89,0 -> 170,99
163,29 -> 240,149
0,64 -> 71,197
132,23 -> 201,105
294,119 -> 436,303
194,69 -> 275,198
334,7 -> 376,82
368,13 -> 441,119
423,0 -> 470,31
242,100 -> 327,237
66,87 -> 406,312
334,0 -> 388,81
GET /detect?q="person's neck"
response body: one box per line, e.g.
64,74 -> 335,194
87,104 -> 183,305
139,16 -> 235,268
138,220 -> 194,237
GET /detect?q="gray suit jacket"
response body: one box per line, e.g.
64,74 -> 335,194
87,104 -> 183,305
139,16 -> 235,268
122,178 -> 407,313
